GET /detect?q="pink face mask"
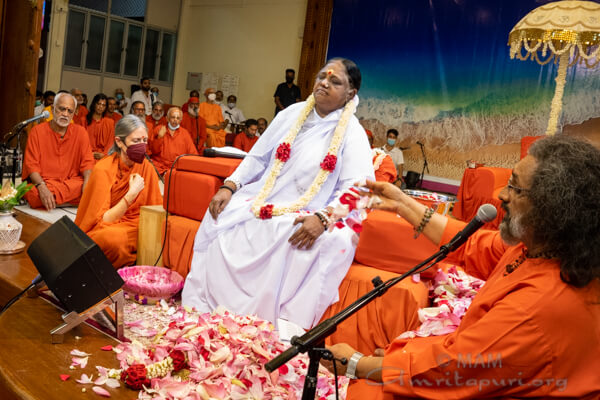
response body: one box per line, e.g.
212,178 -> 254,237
126,142 -> 147,163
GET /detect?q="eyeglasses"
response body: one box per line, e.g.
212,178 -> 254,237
506,181 -> 530,196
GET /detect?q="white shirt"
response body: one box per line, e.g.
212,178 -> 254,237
379,145 -> 404,169
130,90 -> 153,115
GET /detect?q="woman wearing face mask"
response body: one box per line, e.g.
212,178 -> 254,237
149,106 -> 198,175
75,115 -> 163,268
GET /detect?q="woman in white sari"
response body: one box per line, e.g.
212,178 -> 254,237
182,58 -> 374,329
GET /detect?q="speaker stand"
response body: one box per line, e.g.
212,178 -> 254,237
50,289 -> 125,344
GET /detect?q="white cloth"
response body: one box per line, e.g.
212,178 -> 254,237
379,146 -> 404,169
182,97 -> 374,328
130,90 -> 153,115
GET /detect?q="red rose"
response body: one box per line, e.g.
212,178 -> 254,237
276,143 -> 291,162
121,364 -> 150,390
320,154 -> 337,172
259,204 -> 274,220
169,349 -> 188,371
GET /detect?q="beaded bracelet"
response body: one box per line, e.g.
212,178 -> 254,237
414,206 -> 435,239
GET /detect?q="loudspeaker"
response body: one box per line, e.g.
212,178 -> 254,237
27,216 -> 124,314
405,171 -> 420,189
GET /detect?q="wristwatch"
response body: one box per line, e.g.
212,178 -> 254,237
345,351 -> 364,379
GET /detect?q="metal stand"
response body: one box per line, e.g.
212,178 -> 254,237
50,289 -> 126,343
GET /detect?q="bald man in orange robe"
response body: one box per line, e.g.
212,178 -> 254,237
181,97 -> 208,153
149,107 -> 198,174
76,116 -> 162,267
23,93 -> 94,210
323,138 -> 600,399
233,119 -> 259,153
199,88 -> 227,148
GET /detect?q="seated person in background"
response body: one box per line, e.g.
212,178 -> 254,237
181,96 -> 207,153
84,93 -> 115,161
182,89 -> 200,114
323,135 -> 600,399
23,92 -> 94,210
233,118 -> 259,153
115,88 -> 130,116
106,97 -> 122,123
76,115 -> 163,268
182,58 -> 374,329
222,95 -> 245,131
257,117 -> 268,136
149,107 -> 198,175
146,101 -> 166,133
70,88 -> 88,126
378,128 -> 404,179
367,129 -> 396,183
199,88 -> 228,148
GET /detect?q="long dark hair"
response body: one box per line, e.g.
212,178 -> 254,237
526,135 -> 600,287
326,57 -> 362,91
87,93 -> 108,125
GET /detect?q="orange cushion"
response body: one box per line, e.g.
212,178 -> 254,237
163,215 -> 201,279
175,156 -> 242,178
164,169 -> 222,220
322,262 -> 429,355
355,210 -> 441,278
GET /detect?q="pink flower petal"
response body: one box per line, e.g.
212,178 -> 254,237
92,386 -> 111,397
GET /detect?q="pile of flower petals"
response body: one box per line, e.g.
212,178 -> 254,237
109,304 -> 348,399
398,266 -> 484,339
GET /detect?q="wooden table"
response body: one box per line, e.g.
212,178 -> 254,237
0,211 -> 135,399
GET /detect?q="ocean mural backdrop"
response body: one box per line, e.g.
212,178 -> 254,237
327,0 -> 600,182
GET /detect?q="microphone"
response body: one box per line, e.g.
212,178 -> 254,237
203,148 -> 245,159
441,204 -> 497,253
15,110 -> 50,129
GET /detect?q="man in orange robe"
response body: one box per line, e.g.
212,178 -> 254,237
323,135 -> 600,399
149,107 -> 198,175
180,97 -> 207,153
76,115 -> 162,268
106,97 -> 122,123
84,94 -> 115,161
233,118 -> 259,153
23,92 -> 94,210
71,88 -> 88,126
198,88 -> 227,148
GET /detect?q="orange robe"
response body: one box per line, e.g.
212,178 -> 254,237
181,113 -> 208,153
149,126 -> 198,174
84,117 -> 115,158
233,133 -> 258,153
349,218 -> 600,399
22,122 -> 94,208
108,112 -> 122,123
72,105 -> 88,126
373,150 -> 397,183
198,102 -> 226,148
75,153 -> 163,268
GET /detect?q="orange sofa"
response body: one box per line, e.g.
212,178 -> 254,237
163,156 -> 450,354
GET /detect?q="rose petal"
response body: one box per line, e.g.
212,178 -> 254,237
59,374 -> 70,381
92,386 -> 111,397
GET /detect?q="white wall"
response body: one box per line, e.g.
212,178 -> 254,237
172,0 -> 307,121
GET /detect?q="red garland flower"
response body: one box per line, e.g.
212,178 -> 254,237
276,143 -> 291,162
259,204 -> 274,219
120,364 -> 151,390
169,349 -> 188,371
320,154 -> 337,172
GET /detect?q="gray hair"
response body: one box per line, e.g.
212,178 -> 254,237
110,114 -> 148,154
53,92 -> 77,113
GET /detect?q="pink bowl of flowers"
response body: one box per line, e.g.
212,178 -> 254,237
118,266 -> 184,304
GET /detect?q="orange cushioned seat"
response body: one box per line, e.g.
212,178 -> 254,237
321,262 -> 429,355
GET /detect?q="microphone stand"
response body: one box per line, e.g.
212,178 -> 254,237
417,142 -> 429,189
265,243 -> 454,400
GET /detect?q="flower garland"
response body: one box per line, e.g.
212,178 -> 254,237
251,94 -> 355,219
